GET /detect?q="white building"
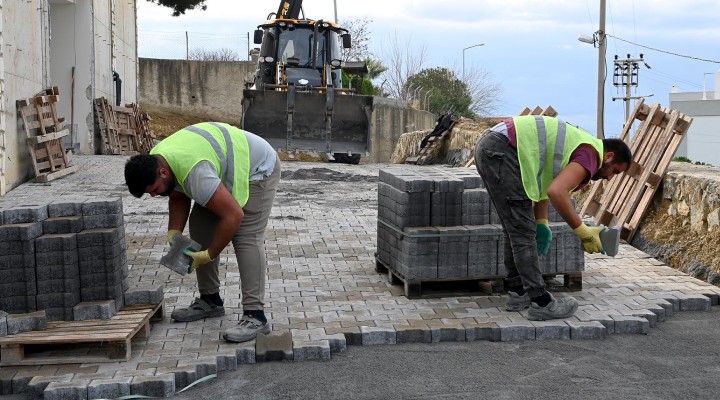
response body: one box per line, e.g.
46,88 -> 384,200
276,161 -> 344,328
0,0 -> 137,195
669,71 -> 720,166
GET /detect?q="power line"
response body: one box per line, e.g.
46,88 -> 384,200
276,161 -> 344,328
607,34 -> 720,64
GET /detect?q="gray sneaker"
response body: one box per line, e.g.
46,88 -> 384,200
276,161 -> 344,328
171,298 -> 225,322
527,293 -> 578,321
505,291 -> 531,311
223,314 -> 271,343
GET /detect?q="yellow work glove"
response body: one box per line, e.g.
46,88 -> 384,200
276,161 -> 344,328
573,224 -> 606,254
183,249 -> 214,272
536,219 -> 552,256
167,229 -> 182,246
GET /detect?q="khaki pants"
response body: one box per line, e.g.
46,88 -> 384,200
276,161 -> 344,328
189,156 -> 280,311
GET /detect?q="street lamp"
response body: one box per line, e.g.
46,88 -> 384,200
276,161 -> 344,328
462,43 -> 484,81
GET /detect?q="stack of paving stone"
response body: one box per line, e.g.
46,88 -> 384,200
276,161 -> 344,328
376,166 -> 583,282
0,198 -> 129,323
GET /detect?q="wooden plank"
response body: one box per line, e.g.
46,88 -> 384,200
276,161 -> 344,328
35,165 -> 78,183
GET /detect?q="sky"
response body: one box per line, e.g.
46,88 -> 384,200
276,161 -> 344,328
137,0 -> 720,138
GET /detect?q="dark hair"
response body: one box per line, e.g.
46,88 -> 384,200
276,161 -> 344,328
124,154 -> 159,198
602,138 -> 633,165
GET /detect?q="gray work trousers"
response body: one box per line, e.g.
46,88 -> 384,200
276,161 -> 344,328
475,132 -> 546,298
190,156 -> 281,310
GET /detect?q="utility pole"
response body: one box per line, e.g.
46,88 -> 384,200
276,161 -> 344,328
596,0 -> 607,139
612,54 -> 652,134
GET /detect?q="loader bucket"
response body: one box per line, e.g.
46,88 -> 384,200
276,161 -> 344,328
241,88 -> 373,155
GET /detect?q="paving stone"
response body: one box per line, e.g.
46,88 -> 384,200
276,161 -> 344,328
393,326 -> 432,343
43,380 -> 90,400
42,216 -> 84,234
430,326 -> 466,342
566,321 -> 607,340
0,310 -> 7,336
48,200 -> 84,218
0,222 -> 44,241
307,332 -> 346,353
234,341 -> 256,364
361,326 -> 396,345
35,233 -> 77,252
531,321 -> 571,340
678,294 -> 711,311
130,374 -> 175,398
256,331 -> 293,362
73,300 -> 116,321
216,351 -> 238,372
83,213 -> 125,229
178,357 -> 217,378
27,374 -> 74,397
293,340 -> 331,361
81,198 -> 123,216
465,322 -> 501,342
612,315 -> 651,334
498,321 -> 536,342
87,377 -> 132,399
6,311 -> 47,335
76,227 -> 125,248
155,366 -> 196,390
2,203 -> 48,224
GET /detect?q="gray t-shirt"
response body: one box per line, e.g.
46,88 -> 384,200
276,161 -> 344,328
174,130 -> 277,206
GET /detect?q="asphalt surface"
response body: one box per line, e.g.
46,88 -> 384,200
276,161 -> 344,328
166,308 -> 720,400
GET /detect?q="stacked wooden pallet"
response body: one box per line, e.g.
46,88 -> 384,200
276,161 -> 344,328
94,97 -> 156,155
17,88 -> 78,183
580,99 -> 693,242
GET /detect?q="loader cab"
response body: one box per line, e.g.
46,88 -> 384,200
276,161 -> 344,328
251,20 -> 349,89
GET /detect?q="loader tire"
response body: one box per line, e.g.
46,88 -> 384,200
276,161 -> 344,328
333,153 -> 361,165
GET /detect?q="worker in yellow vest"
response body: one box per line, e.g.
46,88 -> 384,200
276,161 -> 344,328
124,122 -> 280,343
474,116 -> 632,320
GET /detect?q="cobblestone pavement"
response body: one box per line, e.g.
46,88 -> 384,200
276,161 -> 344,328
1,155 -> 719,398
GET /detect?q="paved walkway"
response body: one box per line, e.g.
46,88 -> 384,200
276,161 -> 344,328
1,155 -> 719,397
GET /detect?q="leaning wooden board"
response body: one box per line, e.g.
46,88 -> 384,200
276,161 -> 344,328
0,302 -> 163,366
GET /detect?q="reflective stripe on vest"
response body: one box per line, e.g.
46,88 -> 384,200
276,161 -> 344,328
150,123 -> 251,206
514,116 -> 603,201
184,123 -> 237,195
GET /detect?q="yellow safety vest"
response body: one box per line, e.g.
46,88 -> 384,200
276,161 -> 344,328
513,116 -> 603,201
150,122 -> 251,206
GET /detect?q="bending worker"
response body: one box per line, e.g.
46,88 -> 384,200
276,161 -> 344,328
125,122 -> 280,343
474,115 -> 632,320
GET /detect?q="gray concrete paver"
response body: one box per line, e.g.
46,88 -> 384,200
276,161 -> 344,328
1,156 -> 720,396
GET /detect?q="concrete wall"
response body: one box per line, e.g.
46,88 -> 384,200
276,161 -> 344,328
367,97 -> 436,163
2,0 -> 48,193
0,0 -> 137,196
138,58 -> 436,162
138,58 -> 254,123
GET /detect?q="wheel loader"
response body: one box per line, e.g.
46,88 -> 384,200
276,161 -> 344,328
241,0 -> 373,164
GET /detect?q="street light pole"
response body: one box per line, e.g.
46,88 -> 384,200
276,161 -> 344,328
462,43 -> 484,81
596,0 -> 607,138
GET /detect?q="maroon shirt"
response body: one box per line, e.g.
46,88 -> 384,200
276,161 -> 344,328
492,119 -> 600,191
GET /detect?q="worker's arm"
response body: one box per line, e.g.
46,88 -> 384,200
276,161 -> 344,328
202,184 -> 245,260
546,161 -> 588,229
168,191 -> 191,232
533,200 -> 549,221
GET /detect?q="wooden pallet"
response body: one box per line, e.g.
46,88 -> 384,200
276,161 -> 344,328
375,257 -> 581,299
579,100 -> 693,242
94,97 -> 156,155
17,90 -> 77,182
0,302 -> 164,366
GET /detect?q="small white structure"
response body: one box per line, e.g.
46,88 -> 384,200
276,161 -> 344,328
0,0 -> 137,195
669,71 -> 720,166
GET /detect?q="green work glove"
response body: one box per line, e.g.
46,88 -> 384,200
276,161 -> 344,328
167,229 -> 182,246
536,219 -> 552,256
183,249 -> 214,272
573,224 -> 606,254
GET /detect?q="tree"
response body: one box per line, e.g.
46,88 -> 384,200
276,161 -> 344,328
379,32 -> 428,101
339,17 -> 372,61
188,48 -> 240,61
147,0 -> 207,16
405,68 -> 473,117
462,65 -> 502,117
